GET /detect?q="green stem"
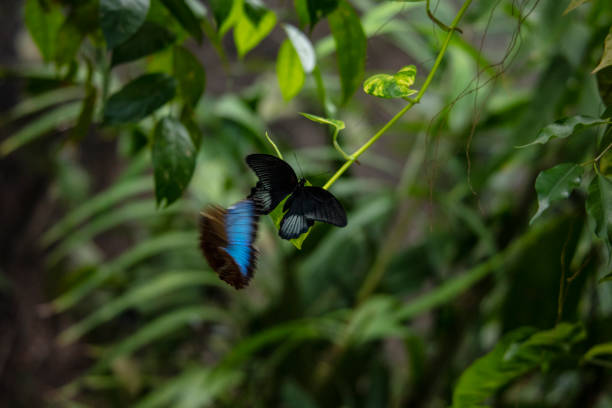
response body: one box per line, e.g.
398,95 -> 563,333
322,0 -> 472,191
332,127 -> 352,161
265,131 -> 283,159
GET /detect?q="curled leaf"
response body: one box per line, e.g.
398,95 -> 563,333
363,65 -> 418,99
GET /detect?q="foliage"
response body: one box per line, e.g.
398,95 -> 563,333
3,0 -> 612,406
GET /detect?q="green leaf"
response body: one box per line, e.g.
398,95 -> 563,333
111,22 -> 176,66
58,271 -> 223,344
585,342 -> 612,361
299,112 -> 345,130
24,0 -> 64,62
593,26 -> 612,74
530,163 -> 584,225
93,306 -> 230,372
0,102 -> 82,156
586,173 -> 612,258
600,271 -> 612,282
100,0 -> 150,49
173,46 -> 206,108
293,0 -> 310,28
51,231 -> 197,312
452,323 -> 586,408
234,2 -> 277,57
42,176 -> 152,246
180,107 -> 202,149
277,40 -> 305,101
103,73 -> 177,125
328,0 -> 366,104
519,115 -> 610,147
306,0 -> 339,29
209,0 -> 237,35
363,65 -> 418,99
159,0 -> 203,42
55,1 -> 99,65
283,24 -> 316,74
563,0 -> 592,14
597,66 -> 612,107
152,117 -> 196,207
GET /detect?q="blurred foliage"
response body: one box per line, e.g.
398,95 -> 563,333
2,0 -> 612,406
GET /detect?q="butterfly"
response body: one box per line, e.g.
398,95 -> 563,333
199,199 -> 258,289
246,154 -> 347,240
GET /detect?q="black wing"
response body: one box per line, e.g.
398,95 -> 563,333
278,186 -> 347,240
300,186 -> 347,227
246,154 -> 298,214
279,193 -> 313,239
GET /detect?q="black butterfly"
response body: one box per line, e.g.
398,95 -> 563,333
246,154 -> 347,240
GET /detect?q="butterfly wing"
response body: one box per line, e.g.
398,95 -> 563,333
300,186 -> 347,227
246,154 -> 298,214
278,187 -> 346,240
278,192 -> 312,239
199,199 -> 258,289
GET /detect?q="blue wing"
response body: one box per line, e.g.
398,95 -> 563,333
199,199 -> 259,289
224,200 -> 258,277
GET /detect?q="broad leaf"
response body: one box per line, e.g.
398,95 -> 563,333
452,323 -> 586,408
152,116 -> 196,207
363,65 -> 418,99
180,107 -> 202,149
234,2 -> 277,57
159,0 -> 203,42
328,1 -> 366,104
530,163 -> 583,224
24,0 -> 64,62
520,115 -> 610,147
111,22 -> 176,66
100,0 -> 150,49
299,112 -> 345,130
283,24 -> 316,74
586,173 -> 612,258
277,39 -> 305,101
593,26 -> 612,74
103,73 -> 177,125
173,46 -> 206,108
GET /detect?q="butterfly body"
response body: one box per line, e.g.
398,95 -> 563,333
199,199 -> 258,289
246,154 -> 347,240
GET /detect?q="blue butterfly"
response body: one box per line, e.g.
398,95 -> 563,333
199,199 -> 258,289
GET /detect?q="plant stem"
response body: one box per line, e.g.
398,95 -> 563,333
322,0 -> 472,191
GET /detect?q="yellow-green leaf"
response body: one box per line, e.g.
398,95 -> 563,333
276,40 -> 305,101
363,65 -> 418,99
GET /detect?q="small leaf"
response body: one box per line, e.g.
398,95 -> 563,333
54,1 -> 98,65
234,2 -> 277,57
152,116 -> 196,207
103,73 -> 177,125
159,0 -> 203,42
299,112 -> 345,130
24,0 -> 64,62
111,22 -> 176,66
593,26 -> 612,74
519,115 -> 610,147
293,0 -> 310,28
277,40 -> 305,101
173,46 -> 206,108
283,24 -> 316,74
363,65 -> 418,99
100,0 -> 150,49
563,0 -> 592,14
586,173 -> 612,258
452,323 -> 586,408
585,342 -> 612,361
328,1 -> 366,104
530,163 -> 583,224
